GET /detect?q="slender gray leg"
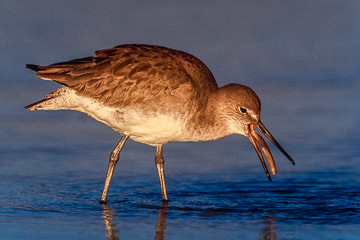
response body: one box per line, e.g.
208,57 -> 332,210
100,135 -> 129,203
155,145 -> 169,201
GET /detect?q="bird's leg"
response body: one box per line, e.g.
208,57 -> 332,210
100,135 -> 129,203
155,145 -> 169,201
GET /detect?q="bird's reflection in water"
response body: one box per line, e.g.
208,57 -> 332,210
258,216 -> 277,240
101,202 -> 168,240
102,204 -> 120,240
102,202 -> 276,240
154,202 -> 168,240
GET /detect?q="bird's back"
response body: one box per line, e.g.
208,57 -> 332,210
30,44 -> 218,114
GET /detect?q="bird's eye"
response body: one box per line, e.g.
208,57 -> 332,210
239,107 -> 247,114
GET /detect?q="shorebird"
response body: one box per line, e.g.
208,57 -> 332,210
25,44 -> 295,203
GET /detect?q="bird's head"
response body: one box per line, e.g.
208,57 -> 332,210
215,84 -> 295,180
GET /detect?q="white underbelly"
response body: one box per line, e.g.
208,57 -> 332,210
73,93 -> 186,145
121,110 -> 185,144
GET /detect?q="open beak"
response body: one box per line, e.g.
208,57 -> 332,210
248,121 -> 295,181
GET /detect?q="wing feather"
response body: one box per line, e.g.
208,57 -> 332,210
29,44 -> 218,112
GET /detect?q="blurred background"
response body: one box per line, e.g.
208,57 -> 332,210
1,1 -> 359,239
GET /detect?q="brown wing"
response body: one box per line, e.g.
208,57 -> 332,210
28,44 -> 218,112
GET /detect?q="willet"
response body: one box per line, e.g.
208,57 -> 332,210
25,44 -> 295,203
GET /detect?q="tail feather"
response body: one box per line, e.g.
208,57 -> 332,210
25,63 -> 71,83
26,56 -> 95,87
24,86 -> 76,111
25,98 -> 54,111
25,64 -> 41,71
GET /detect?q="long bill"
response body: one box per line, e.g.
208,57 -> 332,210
248,121 -> 295,181
257,121 -> 295,166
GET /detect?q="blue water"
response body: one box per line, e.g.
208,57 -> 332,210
1,1 -> 360,239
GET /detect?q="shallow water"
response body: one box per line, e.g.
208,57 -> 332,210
1,156 -> 360,239
2,1 -> 360,239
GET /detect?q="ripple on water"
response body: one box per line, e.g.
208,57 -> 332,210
1,171 -> 359,227
99,172 -> 360,225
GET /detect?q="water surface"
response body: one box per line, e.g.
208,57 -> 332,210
1,1 -> 360,239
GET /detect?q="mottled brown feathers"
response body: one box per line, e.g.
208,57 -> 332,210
27,44 -> 218,113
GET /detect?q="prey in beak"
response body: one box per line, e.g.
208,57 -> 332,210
248,121 -> 295,181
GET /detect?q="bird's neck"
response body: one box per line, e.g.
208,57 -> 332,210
184,89 -> 233,142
